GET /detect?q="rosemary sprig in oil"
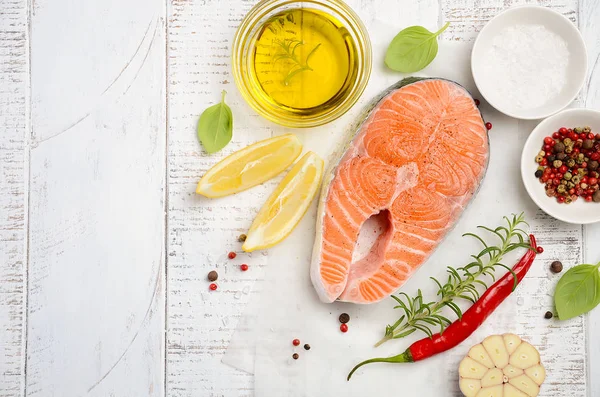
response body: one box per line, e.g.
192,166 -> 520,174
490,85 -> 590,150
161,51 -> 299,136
376,213 -> 532,347
273,39 -> 321,86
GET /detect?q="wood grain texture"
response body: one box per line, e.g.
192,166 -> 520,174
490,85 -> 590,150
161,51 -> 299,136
580,1 -> 600,396
0,0 -> 27,396
24,0 -> 166,395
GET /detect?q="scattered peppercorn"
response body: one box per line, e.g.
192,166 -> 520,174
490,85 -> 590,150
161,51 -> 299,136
550,261 -> 563,273
292,339 -> 300,346
240,264 -> 248,271
485,122 -> 492,130
304,344 -> 311,351
292,353 -> 299,360
209,283 -> 218,291
544,311 -> 553,319
207,270 -> 218,282
339,313 -> 350,324
340,323 -> 348,333
475,99 -> 480,106
536,246 -> 544,254
228,251 -> 237,259
238,234 -> 247,242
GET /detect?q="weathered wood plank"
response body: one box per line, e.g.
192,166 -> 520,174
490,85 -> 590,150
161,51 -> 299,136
580,1 -> 600,396
0,0 -> 28,395
25,0 -> 166,395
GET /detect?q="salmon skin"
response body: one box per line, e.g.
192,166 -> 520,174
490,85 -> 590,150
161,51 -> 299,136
310,78 -> 489,304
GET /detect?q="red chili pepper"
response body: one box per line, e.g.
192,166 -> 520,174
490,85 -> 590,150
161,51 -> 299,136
347,234 -> 537,380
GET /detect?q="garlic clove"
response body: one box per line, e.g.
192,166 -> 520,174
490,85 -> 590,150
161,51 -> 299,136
504,384 -> 528,397
481,368 -> 504,387
502,364 -> 524,379
524,365 -> 546,386
483,335 -> 510,368
503,334 -> 522,355
475,385 -> 503,397
509,374 -> 540,397
460,378 -> 482,397
469,344 -> 495,368
460,357 -> 489,380
509,342 -> 540,370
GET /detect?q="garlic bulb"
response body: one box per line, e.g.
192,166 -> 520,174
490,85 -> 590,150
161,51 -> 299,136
459,334 -> 545,397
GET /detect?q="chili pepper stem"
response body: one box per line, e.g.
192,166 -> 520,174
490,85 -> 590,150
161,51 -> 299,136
347,350 -> 413,381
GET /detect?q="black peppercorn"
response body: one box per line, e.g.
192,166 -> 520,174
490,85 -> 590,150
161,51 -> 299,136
547,155 -> 556,164
535,170 -> 543,178
303,344 -> 310,351
339,313 -> 350,324
554,142 -> 566,153
583,139 -> 594,150
556,152 -> 567,161
292,353 -> 299,360
544,311 -> 553,319
207,270 -> 218,282
550,261 -> 563,273
589,160 -> 599,171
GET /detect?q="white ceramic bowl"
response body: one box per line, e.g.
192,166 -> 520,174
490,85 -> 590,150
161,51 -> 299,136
472,6 -> 587,120
521,108 -> 600,224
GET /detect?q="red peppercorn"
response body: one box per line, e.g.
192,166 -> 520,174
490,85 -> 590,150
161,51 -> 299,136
582,162 -> 588,169
557,196 -> 565,203
574,147 -> 580,154
544,137 -> 553,145
543,144 -> 552,151
293,339 -> 300,346
540,159 -> 548,166
228,252 -> 237,259
240,264 -> 248,271
485,122 -> 492,130
589,133 -> 596,140
596,133 -> 600,140
536,246 -> 544,254
209,283 -> 218,291
549,173 -> 556,179
553,179 -> 560,186
553,132 -> 560,139
556,173 -> 563,180
591,153 -> 600,161
586,195 -> 593,202
559,165 -> 568,174
569,188 -> 575,195
589,177 -> 598,186
340,323 -> 348,333
475,99 -> 480,106
559,127 -> 568,135
541,175 -> 549,182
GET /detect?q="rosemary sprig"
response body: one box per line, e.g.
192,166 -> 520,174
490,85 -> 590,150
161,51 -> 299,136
375,213 -> 532,347
273,39 -> 321,86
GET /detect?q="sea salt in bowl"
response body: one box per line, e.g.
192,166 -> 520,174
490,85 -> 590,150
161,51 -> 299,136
472,6 -> 587,120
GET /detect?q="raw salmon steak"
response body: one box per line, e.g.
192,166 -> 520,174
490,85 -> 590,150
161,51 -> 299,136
310,78 -> 489,304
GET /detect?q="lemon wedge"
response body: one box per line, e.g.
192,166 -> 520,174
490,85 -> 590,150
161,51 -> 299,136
243,152 -> 324,252
196,134 -> 302,198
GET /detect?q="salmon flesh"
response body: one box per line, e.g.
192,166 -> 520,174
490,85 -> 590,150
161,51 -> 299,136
310,78 -> 489,304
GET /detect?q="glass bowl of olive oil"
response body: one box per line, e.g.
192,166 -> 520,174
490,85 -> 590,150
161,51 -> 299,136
232,0 -> 372,128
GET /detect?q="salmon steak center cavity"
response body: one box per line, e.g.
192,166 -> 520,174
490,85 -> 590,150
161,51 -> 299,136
310,78 -> 489,304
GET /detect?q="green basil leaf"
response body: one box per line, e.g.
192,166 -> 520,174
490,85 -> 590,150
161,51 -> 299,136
554,263 -> 600,320
197,90 -> 233,154
385,22 -> 449,73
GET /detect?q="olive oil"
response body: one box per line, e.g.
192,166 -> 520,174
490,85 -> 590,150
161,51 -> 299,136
251,8 -> 358,114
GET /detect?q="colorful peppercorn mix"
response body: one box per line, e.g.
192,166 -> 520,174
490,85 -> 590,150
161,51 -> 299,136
535,126 -> 600,204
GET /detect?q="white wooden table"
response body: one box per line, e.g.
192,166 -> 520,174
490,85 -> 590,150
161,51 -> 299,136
1,0 -> 599,396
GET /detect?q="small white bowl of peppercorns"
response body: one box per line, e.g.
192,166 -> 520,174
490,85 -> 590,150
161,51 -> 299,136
521,108 -> 600,224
